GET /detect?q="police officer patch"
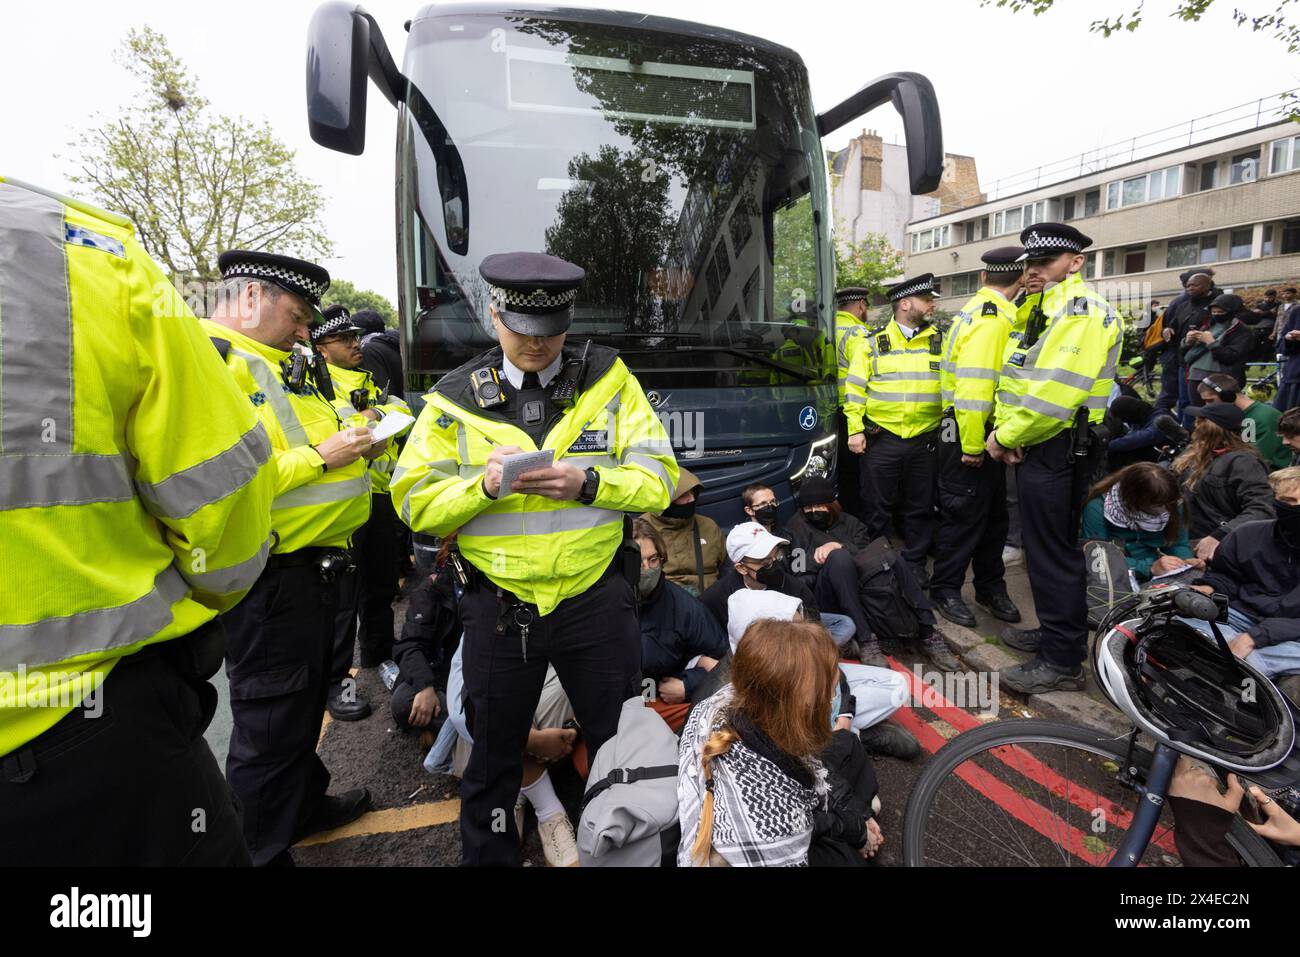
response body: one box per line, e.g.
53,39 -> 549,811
1008,352 -> 1027,368
568,429 -> 608,453
930,361 -> 941,372
1070,297 -> 1089,316
1103,313 -> 1116,328
982,301 -> 998,317
435,414 -> 453,429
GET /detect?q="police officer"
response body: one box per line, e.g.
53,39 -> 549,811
0,177 -> 275,864
313,305 -> 413,721
931,248 -> 1026,628
204,252 -> 379,865
834,287 -> 872,517
987,224 -> 1123,694
391,251 -> 678,866
845,274 -> 944,580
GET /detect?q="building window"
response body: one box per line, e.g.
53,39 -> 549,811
1270,135 -> 1300,174
1282,220 -> 1300,256
1199,234 -> 1218,264
1084,189 -> 1100,216
1199,162 -> 1218,192
992,200 -> 1060,236
910,224 -> 950,254
1167,233 -> 1219,269
1230,150 -> 1260,185
948,272 -> 981,297
1229,228 -> 1253,260
1263,224 -> 1274,256
1105,166 -> 1182,209
1103,250 -> 1116,276
1062,195 -> 1077,220
1085,252 -> 1097,279
1124,246 -> 1147,274
964,220 -> 975,244
1106,182 -> 1120,210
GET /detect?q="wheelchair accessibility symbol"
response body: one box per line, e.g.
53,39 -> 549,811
799,406 -> 818,431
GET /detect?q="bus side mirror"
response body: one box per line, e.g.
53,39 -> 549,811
306,3 -> 405,155
816,72 -> 944,195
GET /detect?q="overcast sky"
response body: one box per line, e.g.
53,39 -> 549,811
4,0 -> 1297,302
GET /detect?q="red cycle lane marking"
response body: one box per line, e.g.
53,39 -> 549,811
889,657 -> 1178,858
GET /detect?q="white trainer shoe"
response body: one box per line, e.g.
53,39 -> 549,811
538,813 -> 580,867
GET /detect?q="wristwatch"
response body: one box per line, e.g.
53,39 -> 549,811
578,467 -> 600,504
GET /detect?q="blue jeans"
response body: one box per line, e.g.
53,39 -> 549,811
821,612 -> 857,648
1180,610 -> 1300,678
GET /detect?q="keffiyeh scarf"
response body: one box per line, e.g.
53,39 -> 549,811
1103,484 -> 1169,533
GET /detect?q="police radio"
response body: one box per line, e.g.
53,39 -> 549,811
282,343 -> 312,394
470,367 -> 507,410
1023,292 -> 1048,350
311,351 -> 335,402
550,339 -> 591,408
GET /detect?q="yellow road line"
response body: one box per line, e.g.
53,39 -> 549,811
296,798 -> 461,847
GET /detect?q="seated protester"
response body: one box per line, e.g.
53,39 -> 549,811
1166,757 -> 1300,866
633,519 -> 728,728
678,618 -> 884,867
1081,463 -> 1199,583
1180,294 -> 1252,416
783,476 -> 960,672
739,484 -> 859,650
1197,373 -> 1291,471
390,567 -> 462,733
641,466 -> 726,596
701,522 -> 846,645
1186,466 -> 1300,681
1173,402 -> 1274,563
425,640 -> 582,867
727,587 -> 918,760
1281,408 -> 1300,467
1105,395 -> 1166,470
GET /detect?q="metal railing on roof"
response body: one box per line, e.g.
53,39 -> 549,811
941,89 -> 1299,209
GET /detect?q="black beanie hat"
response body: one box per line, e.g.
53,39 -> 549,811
796,475 -> 837,507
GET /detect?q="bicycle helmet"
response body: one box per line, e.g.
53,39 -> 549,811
1095,610 -> 1295,774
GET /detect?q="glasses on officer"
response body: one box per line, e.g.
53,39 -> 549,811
319,332 -> 360,345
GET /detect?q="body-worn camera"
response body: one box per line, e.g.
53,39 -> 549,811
471,367 -> 506,410
350,388 -> 370,412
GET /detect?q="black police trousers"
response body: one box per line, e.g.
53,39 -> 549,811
1018,430 -> 1089,669
458,566 -> 641,866
930,432 -> 1010,601
835,410 -> 864,521
0,622 -> 249,866
331,493 -> 402,690
223,560 -> 337,866
859,427 -> 938,570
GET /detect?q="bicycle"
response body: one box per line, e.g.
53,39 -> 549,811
1118,355 -> 1160,402
903,585 -> 1299,867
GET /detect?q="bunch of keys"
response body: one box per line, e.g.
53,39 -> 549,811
495,598 -> 536,661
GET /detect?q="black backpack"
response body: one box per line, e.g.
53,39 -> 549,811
851,537 -> 921,641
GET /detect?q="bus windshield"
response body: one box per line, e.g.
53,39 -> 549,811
397,11 -> 832,392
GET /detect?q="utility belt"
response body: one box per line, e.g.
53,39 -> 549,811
267,546 -> 355,584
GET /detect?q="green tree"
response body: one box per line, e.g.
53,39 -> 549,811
321,279 -> 398,328
984,0 -> 1300,116
67,26 -> 332,281
834,231 -> 906,299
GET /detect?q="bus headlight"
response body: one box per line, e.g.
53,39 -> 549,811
791,434 -> 837,488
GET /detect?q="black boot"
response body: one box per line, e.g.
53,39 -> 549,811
977,593 -> 1022,623
327,684 -> 371,721
1000,627 -> 1041,653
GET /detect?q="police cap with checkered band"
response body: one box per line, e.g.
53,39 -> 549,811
981,246 -> 1026,273
1016,223 -> 1093,261
310,304 -> 363,343
480,251 -> 586,337
886,273 -> 942,302
217,249 -> 331,323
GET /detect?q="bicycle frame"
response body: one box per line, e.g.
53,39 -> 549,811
1108,741 -> 1180,867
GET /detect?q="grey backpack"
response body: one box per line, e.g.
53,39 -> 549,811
578,697 -> 681,867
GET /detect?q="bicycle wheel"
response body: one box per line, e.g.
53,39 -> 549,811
903,719 -> 1281,867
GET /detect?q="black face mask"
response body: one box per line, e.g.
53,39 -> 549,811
661,500 -> 696,520
751,503 -> 777,527
1275,499 -> 1300,547
804,509 -> 833,530
754,562 -> 785,588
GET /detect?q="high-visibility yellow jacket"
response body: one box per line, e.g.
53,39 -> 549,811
768,332 -> 832,386
844,317 -> 943,439
391,344 -> 678,616
202,321 -> 371,552
941,287 -> 1017,454
324,363 -> 411,495
994,272 -> 1124,450
834,309 -> 868,406
0,177 -> 275,757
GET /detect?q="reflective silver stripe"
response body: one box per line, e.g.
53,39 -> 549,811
845,374 -> 868,389
1085,395 -> 1109,410
231,347 -> 309,447
182,536 -> 271,595
954,398 -> 993,412
605,396 -> 620,445
836,326 -> 860,368
1015,366 -> 1096,391
461,506 -> 623,538
401,470 -> 446,526
623,452 -> 673,491
0,453 -> 134,511
0,565 -> 190,672
456,423 -> 469,462
458,465 -> 485,480
870,370 -> 940,383
1020,395 -> 1076,422
997,391 -> 1021,407
391,465 -> 409,486
135,423 -> 271,519
0,183 -> 72,453
867,389 -> 941,403
419,459 -> 459,480
565,454 -> 619,470
953,367 -> 998,380
273,475 -> 370,510
845,395 -> 866,405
